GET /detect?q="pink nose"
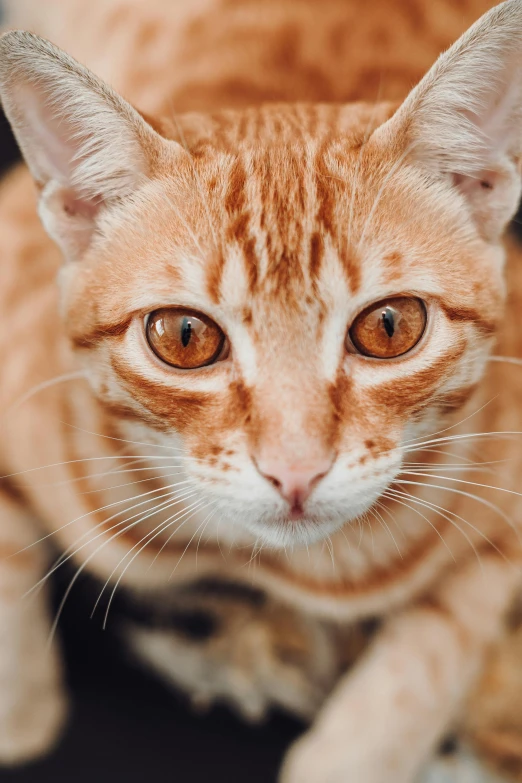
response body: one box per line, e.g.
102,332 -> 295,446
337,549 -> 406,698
256,457 -> 334,510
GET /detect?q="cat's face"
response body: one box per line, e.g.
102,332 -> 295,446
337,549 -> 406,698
60,106 -> 504,547
1,4 -> 520,548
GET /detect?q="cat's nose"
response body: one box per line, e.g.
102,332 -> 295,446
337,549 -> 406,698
255,456 -> 334,511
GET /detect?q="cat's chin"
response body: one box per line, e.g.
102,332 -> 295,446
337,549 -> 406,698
242,514 -> 351,550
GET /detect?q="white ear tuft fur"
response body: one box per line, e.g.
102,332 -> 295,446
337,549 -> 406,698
377,0 -> 522,241
0,31 -> 174,259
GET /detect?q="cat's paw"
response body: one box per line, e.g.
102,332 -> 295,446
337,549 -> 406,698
124,581 -> 357,723
280,728 -> 415,783
280,730 -> 341,783
129,615 -> 331,722
0,683 -> 68,766
419,748 -> 509,783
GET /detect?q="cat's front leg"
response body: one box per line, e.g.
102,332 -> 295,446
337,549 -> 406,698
0,491 -> 67,765
281,552 -> 521,783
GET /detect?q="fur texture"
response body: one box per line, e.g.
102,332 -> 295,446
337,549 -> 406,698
0,1 -> 522,780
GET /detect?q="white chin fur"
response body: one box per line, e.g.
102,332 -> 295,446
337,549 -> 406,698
242,515 -> 353,549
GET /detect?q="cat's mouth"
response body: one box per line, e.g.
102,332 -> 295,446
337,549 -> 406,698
249,507 -> 356,548
287,500 -> 307,521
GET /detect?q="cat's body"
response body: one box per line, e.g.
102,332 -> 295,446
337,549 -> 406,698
1,0 -> 522,780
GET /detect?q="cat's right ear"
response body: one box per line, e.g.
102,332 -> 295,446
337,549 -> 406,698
373,0 -> 522,243
0,31 -> 185,261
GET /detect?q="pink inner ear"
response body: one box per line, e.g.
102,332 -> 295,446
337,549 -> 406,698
40,185 -> 105,260
453,172 -> 496,195
62,190 -> 103,219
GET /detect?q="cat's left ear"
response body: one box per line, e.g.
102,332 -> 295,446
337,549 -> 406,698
374,0 -> 522,242
0,31 -> 185,261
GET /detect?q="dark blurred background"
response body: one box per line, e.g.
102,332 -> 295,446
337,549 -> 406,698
0,112 -> 304,783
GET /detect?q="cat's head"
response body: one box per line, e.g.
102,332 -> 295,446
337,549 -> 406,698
1,1 -> 521,548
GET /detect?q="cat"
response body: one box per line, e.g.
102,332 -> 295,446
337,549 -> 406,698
0,0 -> 522,780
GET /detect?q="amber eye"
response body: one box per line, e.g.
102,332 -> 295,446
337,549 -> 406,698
146,308 -> 226,369
349,297 -> 427,359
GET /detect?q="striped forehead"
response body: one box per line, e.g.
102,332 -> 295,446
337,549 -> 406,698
202,140 -> 362,311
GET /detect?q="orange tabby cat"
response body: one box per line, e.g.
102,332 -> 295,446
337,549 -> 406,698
1,0 -> 522,780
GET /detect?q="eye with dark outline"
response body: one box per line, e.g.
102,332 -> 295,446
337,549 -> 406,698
146,308 -> 227,369
348,297 -> 427,359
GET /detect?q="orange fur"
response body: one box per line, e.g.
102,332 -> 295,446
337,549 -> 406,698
0,1 -> 521,780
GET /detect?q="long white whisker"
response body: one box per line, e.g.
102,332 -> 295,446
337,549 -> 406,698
77,470 -> 189,497
395,481 -> 516,563
28,484 -> 199,594
402,431 -> 522,454
13,477 -> 197,558
45,488 -> 199,649
382,490 -> 456,561
60,419 -> 193,453
33,464 -> 189,491
195,507 -> 218,571
4,371 -> 87,419
398,472 -> 522,543
2,453 -> 200,482
400,470 -> 522,503
401,397 -> 497,447
370,504 -> 403,558
374,500 -> 406,540
167,505 -> 219,581
388,486 -> 485,567
489,355 -> 522,367
100,498 -> 212,628
324,534 -> 336,572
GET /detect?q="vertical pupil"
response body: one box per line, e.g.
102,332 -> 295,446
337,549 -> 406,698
382,308 -> 395,338
181,318 -> 192,348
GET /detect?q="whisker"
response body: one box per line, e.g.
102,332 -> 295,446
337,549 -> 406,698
1,453 -> 199,482
167,504 -> 219,582
382,489 -> 456,561
147,499 -> 217,571
400,471 -> 522,500
401,397 -> 497,447
400,471 -> 522,541
29,484 -> 200,594
405,447 -> 483,464
402,431 -> 522,454
195,507 -> 218,572
3,371 -> 88,419
12,477 -> 197,558
338,524 -> 353,555
401,462 -> 505,475
375,499 -> 407,540
31,464 -> 189,491
60,420 -> 193,454
370,505 -> 403,559
387,486 -> 485,568
76,470 -> 189,497
45,488 -> 200,650
244,538 -> 262,572
100,498 -> 212,628
356,515 -> 366,550
395,480 -> 517,562
325,534 -> 336,572
489,355 -> 522,367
